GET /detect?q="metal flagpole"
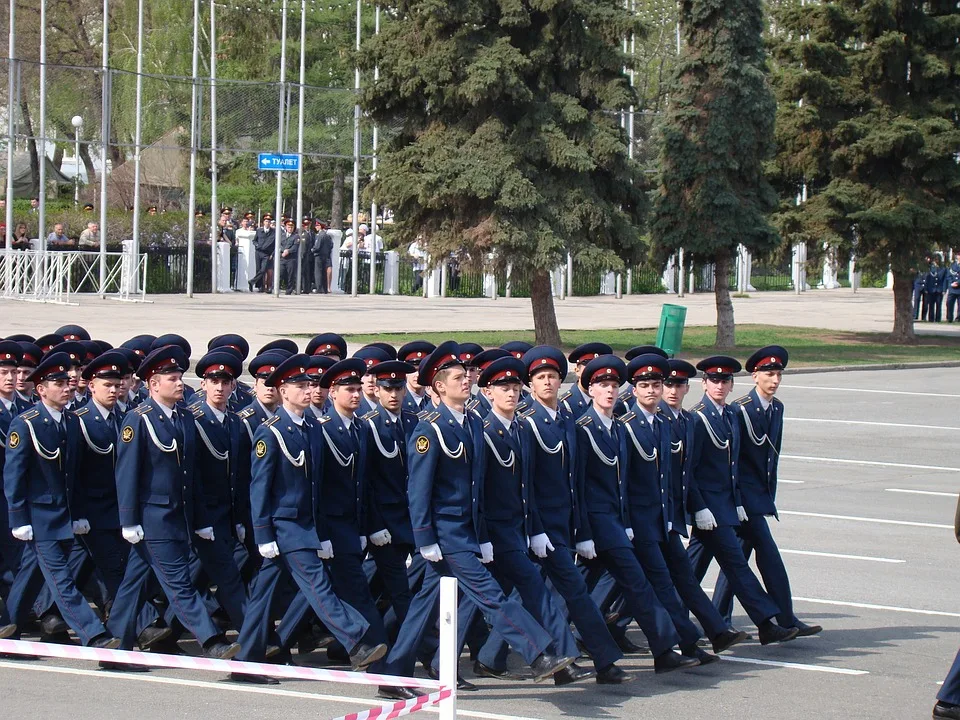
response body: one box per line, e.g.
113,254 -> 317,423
350,0 -> 361,296
209,0 -> 218,294
98,0 -> 110,296
38,0 -> 47,251
5,0 -> 15,292
294,0 -> 306,295
368,4 -> 379,296
185,0 -> 200,297
131,0 -> 146,284
273,0 -> 288,297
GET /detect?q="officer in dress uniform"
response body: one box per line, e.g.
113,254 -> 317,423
50,341 -> 87,412
353,346 -> 392,416
150,335 -> 197,402
55,324 -> 90,342
119,335 -> 155,410
15,342 -> 42,408
186,351 -> 250,631
378,342 -> 576,701
106,346 -> 239,659
207,334 -> 254,411
712,346 -> 821,637
305,332 -> 347,361
615,345 -> 668,414
35,333 -> 65,355
258,339 -> 299,356
361,359 -> 418,627
307,355 -> 336,418
466,349 -> 511,418
560,343 -> 612,420
458,343 -> 483,391
0,342 -> 25,622
2,351 -> 120,648
684,356 -> 799,645
573,356 -> 697,674
398,341 -> 435,414
230,353 -> 385,684
657,359 -> 747,655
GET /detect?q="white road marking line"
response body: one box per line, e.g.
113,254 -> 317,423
787,417 -> 960,432
781,385 -> 960,398
721,655 -> 868,676
0,661 -> 541,720
781,455 -> 960,473
886,488 -> 958,498
779,479 -> 805,484
779,510 -> 951,529
792,597 -> 960,619
779,549 -> 904,564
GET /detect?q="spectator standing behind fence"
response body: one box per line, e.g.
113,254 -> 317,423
924,254 -> 948,323
235,216 -> 256,290
947,255 -> 960,323
46,223 -> 74,249
249,214 -> 275,293
409,238 -> 427,293
299,217 -> 314,294
217,211 -> 237,289
6,223 -> 31,251
312,220 -> 333,294
78,222 -> 99,250
279,219 -> 299,295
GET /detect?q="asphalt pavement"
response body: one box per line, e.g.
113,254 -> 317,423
0,367 -> 957,719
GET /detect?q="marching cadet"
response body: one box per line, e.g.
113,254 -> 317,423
573,356 -> 697,674
378,342 -> 576,701
187,351 -> 250,631
658,359 -> 747,655
257,339 -> 299,356
119,335 -> 155,409
517,346 -> 630,684
305,332 -> 347,361
55,324 -> 91,343
15,342 -> 41,407
106,345 -> 240,659
499,341 -> 532,360
51,341 -> 87,412
711,346 -> 821,636
466,349 -> 510,418
397,340 -> 435,414
0,342 -> 25,632
307,355 -> 336,418
150,334 -> 196,402
684,356 -> 799,645
616,345 -> 668,414
472,355 -> 590,685
237,352 -> 289,442
230,353 -> 385,684
353,345 -> 392,416
560,343 -> 612,420
362,359 -> 418,625
35,333 -> 65,355
2,351 -> 120,648
207,334 -> 254,412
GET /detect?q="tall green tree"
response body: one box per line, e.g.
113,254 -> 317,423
768,0 -> 960,344
651,0 -> 780,348
360,0 -> 648,346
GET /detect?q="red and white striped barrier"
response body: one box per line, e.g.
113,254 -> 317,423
332,688 -> 453,720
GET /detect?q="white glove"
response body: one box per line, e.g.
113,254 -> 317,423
122,525 -> 144,544
737,506 -> 749,523
11,525 -> 33,542
318,540 -> 334,559
235,524 -> 246,543
194,527 -> 215,541
369,529 -> 392,547
576,539 -> 597,560
259,541 -> 280,559
72,519 -> 91,535
625,527 -> 635,542
359,535 -> 368,552
479,542 -> 494,564
419,543 -> 443,562
529,533 -> 554,559
695,509 -> 718,531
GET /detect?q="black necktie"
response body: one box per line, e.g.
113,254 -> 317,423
171,411 -> 184,443
109,411 -> 121,437
765,404 -> 772,423
652,416 -> 661,445
56,418 -> 67,445
509,420 -> 520,444
722,408 -> 734,435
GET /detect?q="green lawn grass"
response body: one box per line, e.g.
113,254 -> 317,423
309,324 -> 960,367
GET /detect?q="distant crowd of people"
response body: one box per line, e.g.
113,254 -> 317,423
913,253 -> 960,323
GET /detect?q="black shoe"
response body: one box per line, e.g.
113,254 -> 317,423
791,620 -> 823,637
137,625 -> 173,650
230,672 -> 280,685
145,636 -> 183,655
553,662 -> 596,686
681,645 -> 720,665
0,652 -> 40,661
596,664 -> 631,684
0,623 -> 16,640
473,660 -> 528,681
758,622 -> 800,646
654,650 -> 700,674
39,611 -> 68,636
248,281 -> 255,292
426,665 -> 477,691
349,642 -> 387,671
203,639 -> 241,659
615,635 -> 645,654
99,661 -> 150,672
378,686 -> 425,701
327,643 -> 351,664
530,653 -> 577,683
89,635 -> 122,650
711,628 -> 748,654
934,701 -> 960,719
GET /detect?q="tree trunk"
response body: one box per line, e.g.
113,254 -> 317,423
19,100 -> 39,198
52,145 -> 64,170
80,142 -> 97,186
330,164 -> 345,229
531,267 -> 561,347
888,269 -> 918,344
714,251 -> 736,348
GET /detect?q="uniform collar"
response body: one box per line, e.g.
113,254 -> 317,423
0,395 -> 13,412
446,404 -> 466,426
92,397 -> 113,421
491,410 -> 513,431
207,403 -> 226,423
595,411 -> 614,431
638,405 -> 657,425
336,409 -> 355,430
43,401 -> 63,423
155,399 -> 176,418
383,407 -> 399,423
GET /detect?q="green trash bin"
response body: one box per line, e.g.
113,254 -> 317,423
656,304 -> 687,357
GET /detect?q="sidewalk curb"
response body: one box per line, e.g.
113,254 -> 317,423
783,360 -> 960,375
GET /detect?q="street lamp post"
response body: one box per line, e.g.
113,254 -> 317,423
71,115 -> 83,208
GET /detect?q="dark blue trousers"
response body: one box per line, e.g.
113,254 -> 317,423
192,533 -> 248,629
939,648 -> 960,705
6,540 -> 107,644
236,551 -> 369,662
107,539 -> 220,649
327,551 -> 387,647
713,516 -> 797,627
660,532 -> 728,639
632,538 -> 702,648
687,526 -> 780,626
369,542 -> 414,627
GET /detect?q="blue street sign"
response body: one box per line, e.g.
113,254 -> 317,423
258,153 -> 301,172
